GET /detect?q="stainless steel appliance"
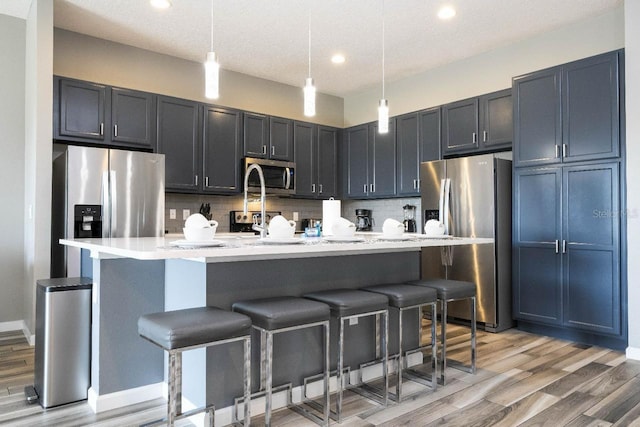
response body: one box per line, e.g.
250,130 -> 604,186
51,145 -> 165,278
244,157 -> 295,195
229,210 -> 281,233
420,153 -> 512,332
355,209 -> 372,231
33,277 -> 92,408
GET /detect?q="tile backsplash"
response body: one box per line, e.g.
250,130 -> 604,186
166,193 -> 422,234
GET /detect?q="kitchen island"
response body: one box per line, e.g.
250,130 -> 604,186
60,234 -> 491,424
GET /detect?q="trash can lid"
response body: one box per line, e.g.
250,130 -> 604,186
37,277 -> 93,292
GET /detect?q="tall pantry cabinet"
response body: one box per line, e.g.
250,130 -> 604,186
512,50 -> 626,350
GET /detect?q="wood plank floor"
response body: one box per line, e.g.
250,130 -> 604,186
1,325 -> 639,426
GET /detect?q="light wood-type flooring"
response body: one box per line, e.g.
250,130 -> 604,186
2,324 -> 640,426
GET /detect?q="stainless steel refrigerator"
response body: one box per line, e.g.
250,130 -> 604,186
51,145 -> 165,278
420,153 -> 512,332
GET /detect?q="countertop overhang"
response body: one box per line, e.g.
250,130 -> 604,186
60,233 -> 494,263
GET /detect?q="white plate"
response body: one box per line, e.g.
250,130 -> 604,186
412,234 -> 453,239
377,235 -> 414,241
258,237 -> 304,245
168,239 -> 225,248
323,236 -> 366,243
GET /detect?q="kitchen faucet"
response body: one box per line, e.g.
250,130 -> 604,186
243,163 -> 267,238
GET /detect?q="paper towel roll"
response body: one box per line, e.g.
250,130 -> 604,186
322,198 -> 341,236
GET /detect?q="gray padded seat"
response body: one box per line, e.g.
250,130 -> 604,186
304,289 -> 388,316
232,296 -> 330,330
138,306 -> 252,350
407,279 -> 475,300
361,283 -> 438,308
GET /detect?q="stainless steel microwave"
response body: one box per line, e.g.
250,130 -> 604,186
244,157 -> 295,195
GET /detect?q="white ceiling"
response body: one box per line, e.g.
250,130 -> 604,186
2,0 -> 622,97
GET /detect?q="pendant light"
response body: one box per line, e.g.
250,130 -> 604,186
303,2 -> 316,117
205,0 -> 219,99
378,0 -> 389,134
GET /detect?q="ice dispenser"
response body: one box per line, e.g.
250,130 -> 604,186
74,205 -> 102,238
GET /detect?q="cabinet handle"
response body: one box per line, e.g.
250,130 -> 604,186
413,179 -> 417,190
114,124 -> 118,137
100,123 -> 104,136
483,131 -> 487,142
562,144 -> 567,158
370,184 -> 375,193
312,184 -> 316,193
319,184 -> 323,194
271,146 -> 275,156
472,132 -> 477,144
262,145 -> 267,155
417,179 -> 420,190
364,184 -> 368,194
562,240 -> 567,254
555,145 -> 560,158
195,175 -> 198,186
205,176 -> 209,187
555,240 -> 559,254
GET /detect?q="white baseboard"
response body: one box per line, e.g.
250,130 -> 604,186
626,346 -> 640,360
88,382 -> 165,414
0,320 -> 34,346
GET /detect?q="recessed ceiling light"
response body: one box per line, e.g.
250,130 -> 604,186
150,0 -> 172,9
331,54 -> 346,64
437,5 -> 456,20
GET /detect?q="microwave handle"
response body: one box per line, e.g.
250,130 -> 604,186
284,167 -> 291,189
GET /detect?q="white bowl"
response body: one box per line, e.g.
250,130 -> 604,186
382,218 -> 404,236
424,220 -> 445,236
184,213 -> 211,229
268,215 -> 296,238
183,226 -> 216,241
332,217 -> 356,237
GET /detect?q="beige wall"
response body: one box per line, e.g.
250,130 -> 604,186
344,7 -> 624,126
0,14 -> 26,325
53,29 -> 344,128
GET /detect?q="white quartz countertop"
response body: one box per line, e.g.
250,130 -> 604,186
60,233 -> 493,263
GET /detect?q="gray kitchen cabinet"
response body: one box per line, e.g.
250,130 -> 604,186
293,122 -> 341,199
54,77 -> 155,150
442,89 -> 512,157
243,113 -> 294,161
513,161 -> 623,338
514,51 -> 621,167
396,107 -> 441,196
203,106 -> 242,194
344,121 -> 396,199
156,96 -> 201,192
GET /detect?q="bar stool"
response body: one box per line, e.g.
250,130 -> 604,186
232,296 -> 330,427
304,289 -> 389,423
361,283 -> 438,401
407,279 -> 476,385
138,306 -> 252,427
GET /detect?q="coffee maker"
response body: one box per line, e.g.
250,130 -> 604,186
355,209 -> 372,231
403,204 -> 417,232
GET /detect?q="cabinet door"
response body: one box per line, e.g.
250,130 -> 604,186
157,96 -> 200,192
293,121 -> 315,197
111,88 -> 155,149
243,112 -> 269,158
269,117 -> 294,161
563,162 -> 620,335
396,113 -> 420,196
58,79 -> 107,142
442,98 -> 478,155
513,68 -> 562,167
418,107 -> 441,193
344,125 -> 369,198
317,126 -> 338,198
203,107 -> 242,194
480,89 -> 512,150
513,167 -> 562,325
369,120 -> 397,197
562,52 -> 620,162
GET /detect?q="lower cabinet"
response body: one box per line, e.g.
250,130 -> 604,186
294,122 -> 338,198
513,161 -> 622,338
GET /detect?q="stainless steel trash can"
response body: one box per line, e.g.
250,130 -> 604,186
34,277 -> 92,408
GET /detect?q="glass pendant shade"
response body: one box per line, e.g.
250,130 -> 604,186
378,99 -> 389,133
304,77 -> 316,117
205,51 -> 220,99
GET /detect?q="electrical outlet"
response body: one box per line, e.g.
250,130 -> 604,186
169,209 -> 176,219
293,212 -> 299,221
182,209 -> 190,220
349,318 -> 358,326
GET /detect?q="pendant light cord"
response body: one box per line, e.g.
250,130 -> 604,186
210,0 -> 214,51
382,0 -> 385,99
308,2 -> 312,78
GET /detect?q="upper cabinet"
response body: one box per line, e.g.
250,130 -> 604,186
54,77 -> 155,150
203,107 -> 243,194
513,51 -> 621,167
442,88 -> 512,157
243,112 -> 294,161
396,107 -> 441,196
294,123 -> 339,199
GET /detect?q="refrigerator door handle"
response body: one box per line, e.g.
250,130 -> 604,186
101,170 -> 110,238
438,178 -> 446,225
109,170 -> 117,238
443,178 -> 451,235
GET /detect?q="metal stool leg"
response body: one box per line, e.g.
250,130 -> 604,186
381,310 -> 389,407
322,321 -> 330,426
168,351 -> 182,426
430,302 -> 438,389
337,318 -> 345,423
440,299 -> 447,385
243,336 -> 251,426
471,296 -> 477,374
397,308 -> 404,401
264,331 -> 273,427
